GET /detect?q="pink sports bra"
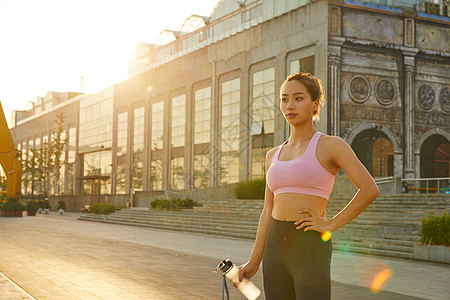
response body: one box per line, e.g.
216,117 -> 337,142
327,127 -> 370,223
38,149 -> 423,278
266,131 -> 335,200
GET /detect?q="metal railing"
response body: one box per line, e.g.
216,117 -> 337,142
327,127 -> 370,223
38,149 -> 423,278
401,177 -> 450,194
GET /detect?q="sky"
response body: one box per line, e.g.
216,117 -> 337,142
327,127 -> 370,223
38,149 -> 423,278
0,0 -> 219,127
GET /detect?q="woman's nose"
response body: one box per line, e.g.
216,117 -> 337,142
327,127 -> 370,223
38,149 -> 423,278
286,100 -> 293,109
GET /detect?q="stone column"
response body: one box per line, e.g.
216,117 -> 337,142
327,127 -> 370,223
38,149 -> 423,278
328,38 -> 344,137
403,49 -> 418,179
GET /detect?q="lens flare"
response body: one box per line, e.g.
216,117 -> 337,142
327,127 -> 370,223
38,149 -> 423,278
321,231 -> 332,242
145,84 -> 155,97
370,268 -> 393,293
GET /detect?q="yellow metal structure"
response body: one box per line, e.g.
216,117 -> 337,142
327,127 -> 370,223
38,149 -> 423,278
0,100 -> 21,198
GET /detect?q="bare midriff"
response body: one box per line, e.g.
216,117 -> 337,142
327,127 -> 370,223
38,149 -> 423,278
272,193 -> 328,221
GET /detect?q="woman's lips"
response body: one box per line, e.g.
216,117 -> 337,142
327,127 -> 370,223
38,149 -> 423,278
286,113 -> 297,118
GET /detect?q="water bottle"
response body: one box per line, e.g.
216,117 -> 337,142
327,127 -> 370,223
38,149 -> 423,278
215,259 -> 261,300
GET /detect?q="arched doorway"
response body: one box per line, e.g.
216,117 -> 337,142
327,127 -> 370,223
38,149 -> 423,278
351,129 -> 394,178
420,135 -> 450,178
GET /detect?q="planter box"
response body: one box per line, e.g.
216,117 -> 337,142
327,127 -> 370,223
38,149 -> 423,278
0,210 -> 24,217
27,211 -> 37,216
414,242 -> 450,264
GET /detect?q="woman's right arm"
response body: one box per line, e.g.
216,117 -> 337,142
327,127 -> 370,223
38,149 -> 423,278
238,148 -> 276,281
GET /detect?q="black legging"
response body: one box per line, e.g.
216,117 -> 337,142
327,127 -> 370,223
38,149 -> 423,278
262,218 -> 332,300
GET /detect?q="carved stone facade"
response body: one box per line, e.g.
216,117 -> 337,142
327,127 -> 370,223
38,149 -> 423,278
331,1 -> 450,179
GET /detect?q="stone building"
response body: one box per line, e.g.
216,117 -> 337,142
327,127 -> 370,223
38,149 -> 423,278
10,0 -> 450,198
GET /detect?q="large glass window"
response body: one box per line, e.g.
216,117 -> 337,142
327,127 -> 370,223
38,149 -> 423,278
116,112 -> 128,194
170,95 -> 186,190
79,88 -> 113,153
194,87 -> 211,188
170,157 -> 184,190
67,127 -> 76,195
194,153 -> 210,188
117,112 -> 128,156
150,160 -> 163,190
221,78 -> 240,184
83,150 -> 112,195
252,68 -> 275,134
133,107 -> 145,153
171,95 -> 186,148
151,101 -> 164,191
252,68 -> 275,179
151,102 -> 164,151
290,55 -> 315,75
132,107 -> 145,191
194,87 -> 211,144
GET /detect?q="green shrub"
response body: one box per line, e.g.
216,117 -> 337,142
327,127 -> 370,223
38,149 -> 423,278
420,213 -> 450,246
150,198 -> 202,211
0,198 -> 25,211
89,203 -> 117,215
57,200 -> 66,210
26,201 -> 39,212
38,200 -> 51,209
234,178 -> 266,199
0,202 -> 11,211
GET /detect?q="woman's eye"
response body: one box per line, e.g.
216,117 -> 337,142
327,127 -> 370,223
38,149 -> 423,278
296,97 -> 303,101
281,98 -> 287,102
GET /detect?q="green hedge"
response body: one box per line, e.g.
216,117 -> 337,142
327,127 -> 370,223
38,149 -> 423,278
0,198 -> 25,212
150,198 -> 202,211
420,213 -> 450,246
89,203 -> 117,215
26,201 -> 39,212
234,178 -> 266,199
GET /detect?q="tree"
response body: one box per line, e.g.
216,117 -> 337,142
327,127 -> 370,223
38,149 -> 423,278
23,148 -> 42,195
49,113 -> 68,195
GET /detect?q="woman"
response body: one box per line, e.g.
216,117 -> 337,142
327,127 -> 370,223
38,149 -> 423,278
237,72 -> 380,299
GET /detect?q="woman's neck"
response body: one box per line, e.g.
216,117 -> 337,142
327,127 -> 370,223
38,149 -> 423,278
288,123 -> 316,144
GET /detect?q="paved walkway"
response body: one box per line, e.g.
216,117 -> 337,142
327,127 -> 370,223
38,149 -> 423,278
0,212 -> 448,299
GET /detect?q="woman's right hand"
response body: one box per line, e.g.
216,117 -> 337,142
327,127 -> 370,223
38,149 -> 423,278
234,261 -> 259,287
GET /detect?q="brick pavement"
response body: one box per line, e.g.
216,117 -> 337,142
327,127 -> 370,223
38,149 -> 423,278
0,212 -> 448,299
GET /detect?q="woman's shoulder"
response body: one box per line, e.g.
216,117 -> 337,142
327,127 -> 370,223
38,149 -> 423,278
318,133 -> 353,156
266,145 -> 280,160
265,144 -> 283,167
319,133 -> 348,146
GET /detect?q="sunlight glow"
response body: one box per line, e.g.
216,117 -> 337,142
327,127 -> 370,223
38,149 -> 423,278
321,231 -> 332,242
370,268 -> 393,293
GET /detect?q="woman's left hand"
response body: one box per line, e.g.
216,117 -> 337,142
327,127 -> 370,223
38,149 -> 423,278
294,208 -> 331,233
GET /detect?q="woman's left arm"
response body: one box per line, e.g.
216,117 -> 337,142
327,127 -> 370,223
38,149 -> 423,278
326,137 -> 380,232
296,136 -> 380,233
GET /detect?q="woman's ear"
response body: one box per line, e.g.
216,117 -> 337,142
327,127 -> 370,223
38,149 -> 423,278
313,99 -> 319,114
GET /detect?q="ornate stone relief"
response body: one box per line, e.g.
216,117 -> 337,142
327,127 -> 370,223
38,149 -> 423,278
341,104 -> 402,122
418,84 -> 435,110
349,75 -> 370,103
415,111 -> 450,127
375,79 -> 395,106
439,87 -> 450,113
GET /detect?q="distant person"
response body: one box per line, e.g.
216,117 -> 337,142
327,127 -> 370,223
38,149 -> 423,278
237,72 -> 380,299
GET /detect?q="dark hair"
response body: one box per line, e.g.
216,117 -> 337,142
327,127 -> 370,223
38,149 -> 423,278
279,72 -> 325,121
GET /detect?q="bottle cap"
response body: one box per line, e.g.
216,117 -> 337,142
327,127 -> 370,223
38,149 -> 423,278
216,259 -> 233,274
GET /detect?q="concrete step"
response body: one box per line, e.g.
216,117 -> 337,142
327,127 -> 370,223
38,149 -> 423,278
78,214 -> 257,239
81,213 -> 258,231
333,244 -> 414,259
333,237 -> 414,253
110,214 -> 259,227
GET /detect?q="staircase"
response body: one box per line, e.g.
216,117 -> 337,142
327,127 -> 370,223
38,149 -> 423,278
327,194 -> 449,259
78,194 -> 449,260
78,199 -> 263,239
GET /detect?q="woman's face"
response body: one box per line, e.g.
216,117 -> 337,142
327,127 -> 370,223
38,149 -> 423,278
280,80 -> 318,126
